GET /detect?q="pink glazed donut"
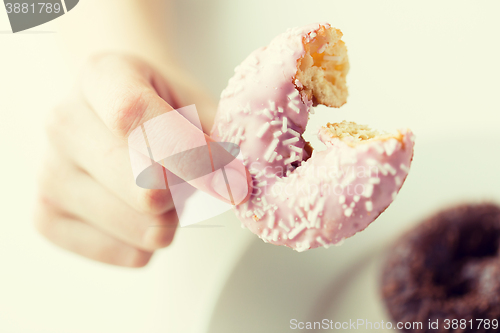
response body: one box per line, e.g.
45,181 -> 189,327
211,23 -> 415,251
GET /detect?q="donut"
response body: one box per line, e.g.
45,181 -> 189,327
381,204 -> 500,332
211,23 -> 415,251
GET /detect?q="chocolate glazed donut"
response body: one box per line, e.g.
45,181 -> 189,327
381,204 -> 500,333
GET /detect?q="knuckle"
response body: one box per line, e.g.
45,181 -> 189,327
143,211 -> 178,249
126,251 -> 152,268
106,87 -> 148,138
145,227 -> 176,250
84,53 -> 153,139
139,188 -> 172,215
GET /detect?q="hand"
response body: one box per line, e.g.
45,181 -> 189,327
35,54 -> 251,267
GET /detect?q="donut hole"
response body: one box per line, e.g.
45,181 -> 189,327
296,26 -> 349,108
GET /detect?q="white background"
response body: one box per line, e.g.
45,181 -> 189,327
1,1 -> 500,332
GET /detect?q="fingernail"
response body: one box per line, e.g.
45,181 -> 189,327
211,167 -> 249,205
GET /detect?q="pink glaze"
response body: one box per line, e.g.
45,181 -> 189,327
211,23 -> 415,251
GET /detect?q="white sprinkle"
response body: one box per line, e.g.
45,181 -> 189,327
263,108 -> 273,119
309,196 -> 326,229
395,176 -> 402,186
324,55 -> 341,61
243,102 -> 251,114
267,214 -> 275,229
288,90 -> 299,99
269,101 -> 276,111
400,163 -> 410,173
269,151 -> 278,163
245,211 -> 253,218
310,32 -> 317,38
303,198 -> 310,213
254,209 -> 264,219
384,163 -> 397,176
373,144 -> 385,155
273,131 -> 283,138
282,117 -> 288,133
270,120 -> 282,126
365,201 -> 373,212
344,208 -> 353,217
289,103 -> 301,114
363,184 -> 374,198
282,137 -> 299,145
353,195 -> 360,202
384,140 -> 398,156
392,191 -> 398,200
318,44 -> 328,54
289,145 -> 302,154
284,153 -> 299,165
350,201 -> 355,208
294,206 -> 305,218
263,139 -> 279,161
256,181 -> 267,187
368,177 -> 381,184
295,240 -> 310,252
234,126 -> 244,143
338,223 -> 343,230
335,238 -> 345,247
288,222 -> 307,239
288,214 -> 296,227
261,228 -> 269,240
339,195 -> 346,204
288,128 -> 300,137
344,206 -> 354,217
272,230 -> 279,242
261,197 -> 268,208
256,122 -> 270,138
279,220 -> 290,232
278,107 -> 284,113
316,237 -> 330,249
276,155 -> 283,161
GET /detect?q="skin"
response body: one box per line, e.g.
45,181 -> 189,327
34,0 -> 250,267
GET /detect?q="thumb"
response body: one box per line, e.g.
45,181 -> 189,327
128,105 -> 252,205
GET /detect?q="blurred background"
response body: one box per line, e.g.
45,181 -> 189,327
1,1 -> 500,332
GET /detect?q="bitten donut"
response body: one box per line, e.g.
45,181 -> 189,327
211,23 -> 415,251
381,204 -> 500,333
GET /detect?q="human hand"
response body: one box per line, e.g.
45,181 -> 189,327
35,54 -> 251,267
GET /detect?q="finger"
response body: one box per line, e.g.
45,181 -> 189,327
38,149 -> 178,251
34,198 -> 153,268
46,98 -> 175,216
81,54 -> 252,204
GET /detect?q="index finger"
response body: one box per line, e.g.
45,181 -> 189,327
80,54 -> 252,205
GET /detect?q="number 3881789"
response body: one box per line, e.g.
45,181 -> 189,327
5,3 -> 62,14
